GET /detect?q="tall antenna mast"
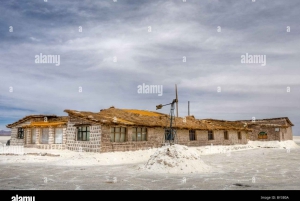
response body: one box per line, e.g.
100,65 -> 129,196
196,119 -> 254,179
155,84 -> 179,145
155,99 -> 177,145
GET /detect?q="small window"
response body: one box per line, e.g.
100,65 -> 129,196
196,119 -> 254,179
258,131 -> 267,139
189,130 -> 196,141
17,128 -> 24,139
111,127 -> 127,142
77,126 -> 90,141
238,131 -> 242,140
132,127 -> 147,141
224,131 -> 228,140
208,130 -> 214,140
275,128 -> 279,132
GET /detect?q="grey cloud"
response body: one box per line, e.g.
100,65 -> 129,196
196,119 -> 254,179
0,0 -> 299,135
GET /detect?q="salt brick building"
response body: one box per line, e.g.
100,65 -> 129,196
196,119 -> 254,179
6,115 -> 68,149
236,117 -> 294,141
6,107 -> 294,153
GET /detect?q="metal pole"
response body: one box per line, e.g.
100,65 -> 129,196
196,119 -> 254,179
188,101 -> 190,116
170,103 -> 174,130
175,84 -> 178,117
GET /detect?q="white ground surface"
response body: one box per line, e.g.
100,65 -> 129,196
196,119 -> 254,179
0,139 -> 298,167
0,136 -> 300,190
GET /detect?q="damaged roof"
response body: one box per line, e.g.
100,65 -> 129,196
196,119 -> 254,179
7,107 -> 292,131
64,107 -> 251,131
234,117 -> 294,127
6,115 -> 68,128
22,121 -> 68,128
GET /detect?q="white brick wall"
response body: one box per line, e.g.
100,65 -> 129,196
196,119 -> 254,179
66,123 -> 101,152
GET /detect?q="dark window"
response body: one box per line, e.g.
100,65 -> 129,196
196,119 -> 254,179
224,131 -> 228,140
132,127 -> 147,141
77,126 -> 90,141
208,130 -> 214,140
238,132 -> 242,140
165,129 -> 174,141
17,128 -> 24,139
189,130 -> 196,141
110,127 -> 127,142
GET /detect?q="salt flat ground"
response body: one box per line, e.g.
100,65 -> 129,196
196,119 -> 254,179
0,136 -> 300,190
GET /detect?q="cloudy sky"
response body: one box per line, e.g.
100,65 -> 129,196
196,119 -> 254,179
0,0 -> 299,135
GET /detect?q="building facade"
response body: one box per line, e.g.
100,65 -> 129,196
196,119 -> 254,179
6,107 -> 293,153
63,108 -> 250,152
237,118 -> 293,141
7,115 -> 68,149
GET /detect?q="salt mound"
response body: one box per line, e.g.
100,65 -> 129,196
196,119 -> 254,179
248,140 -> 299,149
141,144 -> 211,174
